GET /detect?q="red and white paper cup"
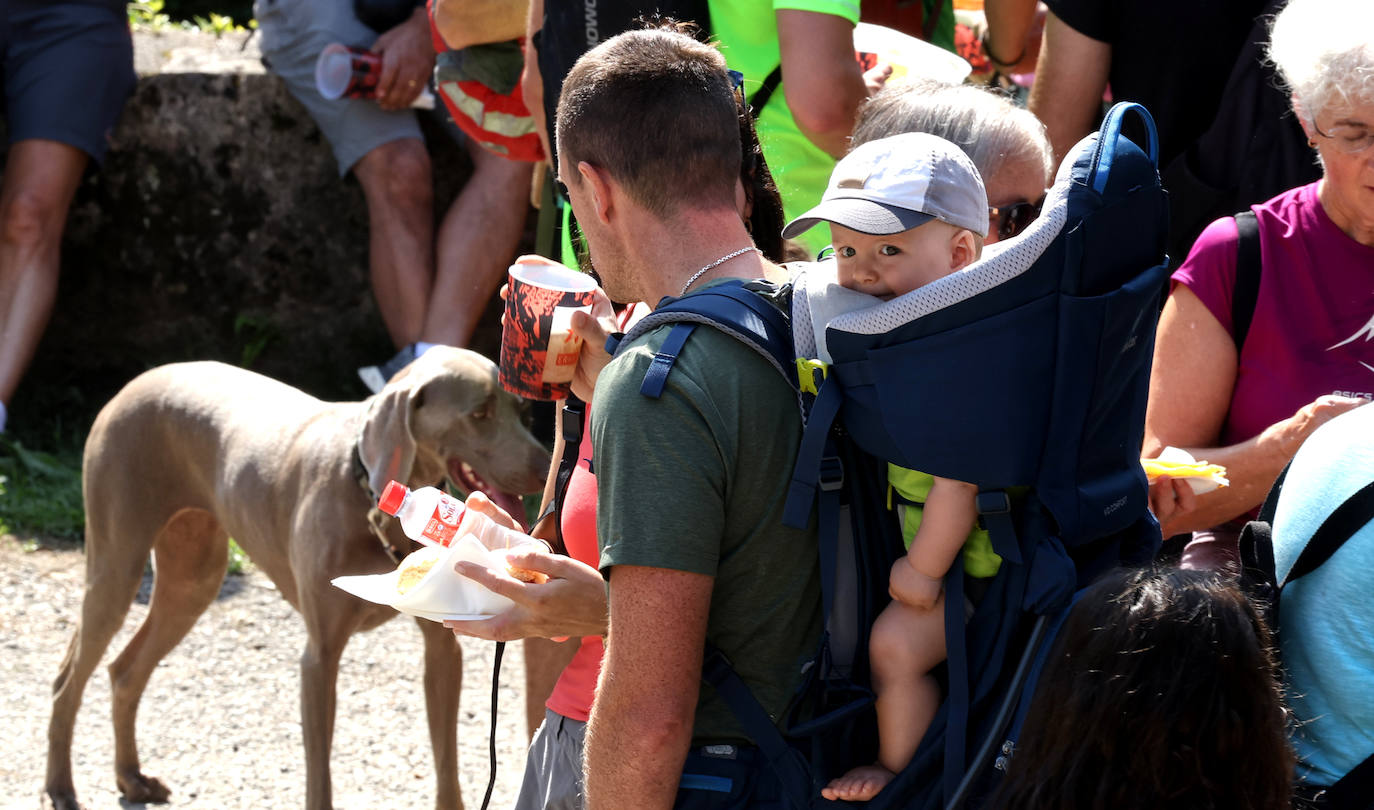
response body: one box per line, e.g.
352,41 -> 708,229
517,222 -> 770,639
499,257 -> 598,401
315,43 -> 383,100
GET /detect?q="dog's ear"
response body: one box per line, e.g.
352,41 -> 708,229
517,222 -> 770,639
358,379 -> 418,501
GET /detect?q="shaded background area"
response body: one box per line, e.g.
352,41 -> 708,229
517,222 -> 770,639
163,0 -> 256,24
1,28 -> 528,447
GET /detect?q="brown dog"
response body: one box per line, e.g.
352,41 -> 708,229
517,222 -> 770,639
43,348 -> 549,810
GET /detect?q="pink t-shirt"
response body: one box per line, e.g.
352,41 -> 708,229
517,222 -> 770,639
1172,181 -> 1374,449
543,304 -> 648,722
543,414 -> 602,723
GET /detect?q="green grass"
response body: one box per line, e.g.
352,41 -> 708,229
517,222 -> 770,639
0,434 -> 84,541
128,0 -> 255,33
0,434 -> 250,575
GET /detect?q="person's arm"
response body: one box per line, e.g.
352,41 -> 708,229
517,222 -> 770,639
1026,9 -> 1110,167
775,9 -> 869,158
1142,285 -> 1368,535
584,565 -> 712,810
982,0 -> 1045,74
373,6 -> 438,110
520,0 -> 551,161
431,0 -> 528,51
889,477 -> 977,610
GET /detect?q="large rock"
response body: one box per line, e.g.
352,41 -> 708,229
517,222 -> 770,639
5,28 -> 531,437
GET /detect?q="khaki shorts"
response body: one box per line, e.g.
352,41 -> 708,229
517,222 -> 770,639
514,708 -> 586,810
253,0 -> 422,175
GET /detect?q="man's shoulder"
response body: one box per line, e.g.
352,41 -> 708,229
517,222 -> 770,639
597,315 -> 794,425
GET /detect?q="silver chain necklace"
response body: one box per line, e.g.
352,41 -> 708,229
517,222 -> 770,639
679,246 -> 760,297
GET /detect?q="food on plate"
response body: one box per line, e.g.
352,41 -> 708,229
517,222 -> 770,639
508,564 -> 548,584
395,545 -> 443,595
1141,447 -> 1230,494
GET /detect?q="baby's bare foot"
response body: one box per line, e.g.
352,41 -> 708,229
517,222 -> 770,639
820,764 -> 896,802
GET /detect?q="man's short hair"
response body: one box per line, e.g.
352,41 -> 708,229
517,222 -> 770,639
556,28 -> 741,219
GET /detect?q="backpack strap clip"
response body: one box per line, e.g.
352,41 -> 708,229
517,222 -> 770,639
796,358 -> 828,396
977,490 -> 1023,565
819,455 -> 844,493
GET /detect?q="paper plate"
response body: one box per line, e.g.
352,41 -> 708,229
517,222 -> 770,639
332,533 -> 541,622
853,22 -> 973,86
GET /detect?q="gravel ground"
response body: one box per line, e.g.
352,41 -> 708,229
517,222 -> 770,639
1,535 -> 528,810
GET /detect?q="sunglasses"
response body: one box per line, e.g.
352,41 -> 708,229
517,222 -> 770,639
989,196 -> 1044,241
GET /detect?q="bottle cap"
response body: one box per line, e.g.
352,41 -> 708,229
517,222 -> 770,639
378,480 -> 408,515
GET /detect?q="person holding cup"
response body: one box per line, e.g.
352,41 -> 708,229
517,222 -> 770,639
537,28 -> 817,810
254,0 -> 534,392
447,26 -> 805,810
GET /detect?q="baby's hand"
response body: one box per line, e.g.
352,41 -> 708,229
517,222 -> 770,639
889,556 -> 942,611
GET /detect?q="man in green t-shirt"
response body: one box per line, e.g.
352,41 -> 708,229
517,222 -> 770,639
554,27 -> 822,810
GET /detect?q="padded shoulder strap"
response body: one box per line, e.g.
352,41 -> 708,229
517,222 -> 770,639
614,280 -> 797,394
1231,209 -> 1262,353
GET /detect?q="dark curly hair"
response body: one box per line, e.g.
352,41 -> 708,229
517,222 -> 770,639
989,567 -> 1294,810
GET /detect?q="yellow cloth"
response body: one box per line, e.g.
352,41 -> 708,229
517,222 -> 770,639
888,463 -> 1001,579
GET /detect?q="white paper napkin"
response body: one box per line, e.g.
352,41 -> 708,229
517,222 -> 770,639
332,533 -> 538,621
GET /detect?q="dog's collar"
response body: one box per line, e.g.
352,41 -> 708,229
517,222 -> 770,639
351,433 -> 378,504
353,434 -> 410,565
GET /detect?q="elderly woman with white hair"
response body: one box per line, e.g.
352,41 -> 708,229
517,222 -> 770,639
850,79 -> 1054,244
1143,0 -> 1374,571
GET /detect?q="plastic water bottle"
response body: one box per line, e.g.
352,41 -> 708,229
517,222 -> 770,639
377,480 -> 529,551
377,481 -> 466,547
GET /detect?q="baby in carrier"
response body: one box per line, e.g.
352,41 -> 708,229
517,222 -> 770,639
782,132 -> 1001,802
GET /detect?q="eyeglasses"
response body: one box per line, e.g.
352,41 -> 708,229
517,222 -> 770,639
988,196 -> 1044,241
1313,122 -> 1374,154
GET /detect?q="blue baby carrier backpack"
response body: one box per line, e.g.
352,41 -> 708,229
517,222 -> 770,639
607,103 -> 1170,808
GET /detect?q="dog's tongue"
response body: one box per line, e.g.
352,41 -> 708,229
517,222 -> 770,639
449,460 -> 532,531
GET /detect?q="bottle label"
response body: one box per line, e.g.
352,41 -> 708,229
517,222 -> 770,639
422,498 -> 464,546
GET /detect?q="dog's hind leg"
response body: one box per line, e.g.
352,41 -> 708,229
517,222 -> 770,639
107,507 -> 228,804
44,508 -> 157,810
417,618 -> 464,810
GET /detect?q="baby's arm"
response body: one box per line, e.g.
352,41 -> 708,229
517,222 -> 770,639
889,477 -> 979,610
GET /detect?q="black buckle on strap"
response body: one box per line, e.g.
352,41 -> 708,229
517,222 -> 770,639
976,491 -> 1011,516
819,456 -> 844,492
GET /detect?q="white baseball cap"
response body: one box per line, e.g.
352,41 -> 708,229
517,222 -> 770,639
782,132 -> 988,239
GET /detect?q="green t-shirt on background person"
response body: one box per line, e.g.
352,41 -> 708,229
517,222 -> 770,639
709,0 -> 861,259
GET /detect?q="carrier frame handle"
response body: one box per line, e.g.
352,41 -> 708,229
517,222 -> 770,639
1088,102 -> 1160,195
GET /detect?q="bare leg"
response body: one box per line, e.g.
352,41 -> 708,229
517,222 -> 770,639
822,597 -> 948,802
421,140 -> 532,348
0,139 -> 89,412
352,138 -> 436,349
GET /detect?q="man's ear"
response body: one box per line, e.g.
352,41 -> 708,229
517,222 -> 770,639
578,160 -> 615,225
950,228 -> 980,272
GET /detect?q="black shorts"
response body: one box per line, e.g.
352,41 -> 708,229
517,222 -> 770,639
2,1 -> 136,164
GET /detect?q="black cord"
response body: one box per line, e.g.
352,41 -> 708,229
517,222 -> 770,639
480,641 -> 505,810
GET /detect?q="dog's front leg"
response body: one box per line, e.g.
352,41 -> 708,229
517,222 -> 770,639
299,626 -> 348,810
418,619 -> 464,810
